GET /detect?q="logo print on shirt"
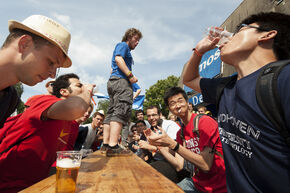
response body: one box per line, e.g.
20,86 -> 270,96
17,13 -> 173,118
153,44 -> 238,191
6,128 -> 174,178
58,129 -> 69,145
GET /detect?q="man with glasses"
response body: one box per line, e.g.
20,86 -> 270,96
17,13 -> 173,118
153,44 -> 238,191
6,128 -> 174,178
142,106 -> 180,183
182,12 -> 290,192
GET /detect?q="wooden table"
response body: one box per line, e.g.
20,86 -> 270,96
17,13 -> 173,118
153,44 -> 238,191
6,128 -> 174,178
20,151 -> 184,193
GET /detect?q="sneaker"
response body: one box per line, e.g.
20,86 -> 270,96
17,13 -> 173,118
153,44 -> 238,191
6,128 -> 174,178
100,145 -> 109,154
106,146 -> 133,157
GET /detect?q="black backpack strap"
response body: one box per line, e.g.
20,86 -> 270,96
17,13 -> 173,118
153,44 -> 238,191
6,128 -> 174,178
256,60 -> 290,147
215,75 -> 238,110
192,114 -> 204,138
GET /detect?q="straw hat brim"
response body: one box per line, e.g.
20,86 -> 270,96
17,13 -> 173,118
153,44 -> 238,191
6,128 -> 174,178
8,20 -> 72,68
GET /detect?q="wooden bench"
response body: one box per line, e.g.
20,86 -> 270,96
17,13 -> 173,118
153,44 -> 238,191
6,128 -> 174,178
20,151 -> 184,193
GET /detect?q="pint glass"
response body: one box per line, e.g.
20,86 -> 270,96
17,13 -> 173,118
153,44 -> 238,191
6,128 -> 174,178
56,151 -> 82,193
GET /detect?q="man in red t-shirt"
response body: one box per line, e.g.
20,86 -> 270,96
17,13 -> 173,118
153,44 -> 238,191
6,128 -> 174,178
0,73 -> 94,193
146,87 -> 226,193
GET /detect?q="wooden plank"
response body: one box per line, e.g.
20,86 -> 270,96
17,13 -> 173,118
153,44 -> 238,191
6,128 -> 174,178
20,151 -> 184,193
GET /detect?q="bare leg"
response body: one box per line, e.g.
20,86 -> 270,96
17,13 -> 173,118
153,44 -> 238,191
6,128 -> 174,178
103,123 -> 110,145
109,121 -> 122,147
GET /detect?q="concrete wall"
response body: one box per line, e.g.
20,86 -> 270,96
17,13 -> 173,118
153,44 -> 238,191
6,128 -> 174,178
221,0 -> 290,76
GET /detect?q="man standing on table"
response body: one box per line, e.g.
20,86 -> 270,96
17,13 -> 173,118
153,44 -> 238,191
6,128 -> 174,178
0,15 -> 71,128
102,28 -> 142,156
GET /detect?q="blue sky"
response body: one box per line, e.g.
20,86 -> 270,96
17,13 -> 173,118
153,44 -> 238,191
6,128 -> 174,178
0,0 -> 243,104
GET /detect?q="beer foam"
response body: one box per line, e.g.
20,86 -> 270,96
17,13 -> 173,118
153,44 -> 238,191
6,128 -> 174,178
57,158 -> 81,168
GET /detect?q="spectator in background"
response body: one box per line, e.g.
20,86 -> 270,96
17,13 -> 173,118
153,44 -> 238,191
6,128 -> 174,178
45,80 -> 55,95
197,105 -> 207,114
146,87 -> 226,193
103,28 -> 142,157
128,121 -> 153,162
0,73 -> 94,192
24,79 -> 56,110
168,113 -> 177,122
135,109 -> 151,128
74,110 -> 105,150
0,15 -> 72,128
140,106 -> 180,183
188,103 -> 197,114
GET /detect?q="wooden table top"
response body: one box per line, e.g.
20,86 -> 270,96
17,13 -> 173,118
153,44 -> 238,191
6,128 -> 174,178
20,151 -> 184,193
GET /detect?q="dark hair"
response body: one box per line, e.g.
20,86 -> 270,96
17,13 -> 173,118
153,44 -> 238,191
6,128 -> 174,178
2,28 -> 52,49
135,109 -> 144,117
93,111 -> 105,119
135,120 -> 146,126
164,87 -> 188,107
239,12 -> 290,60
146,105 -> 160,115
52,73 -> 79,98
130,124 -> 137,132
121,28 -> 143,42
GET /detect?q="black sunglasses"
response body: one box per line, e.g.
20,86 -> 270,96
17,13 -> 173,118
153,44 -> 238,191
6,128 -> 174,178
234,24 -> 269,35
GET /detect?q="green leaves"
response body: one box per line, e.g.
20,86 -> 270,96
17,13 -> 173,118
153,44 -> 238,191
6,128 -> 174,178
144,75 -> 180,118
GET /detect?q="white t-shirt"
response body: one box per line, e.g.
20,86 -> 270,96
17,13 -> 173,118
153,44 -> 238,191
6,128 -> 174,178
161,120 -> 180,140
82,124 -> 97,149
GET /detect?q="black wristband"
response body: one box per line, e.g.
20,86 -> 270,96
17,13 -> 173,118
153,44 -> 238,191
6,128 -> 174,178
172,142 -> 180,151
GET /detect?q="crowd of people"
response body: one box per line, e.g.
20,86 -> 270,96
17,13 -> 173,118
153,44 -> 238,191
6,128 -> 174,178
0,11 -> 289,193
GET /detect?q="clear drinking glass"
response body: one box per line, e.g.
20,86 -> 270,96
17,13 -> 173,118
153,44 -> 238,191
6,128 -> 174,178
205,27 -> 233,47
56,151 -> 82,193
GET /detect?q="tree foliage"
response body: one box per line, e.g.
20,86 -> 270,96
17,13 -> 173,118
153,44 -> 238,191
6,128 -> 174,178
144,75 -> 180,118
14,83 -> 25,114
96,99 -> 110,113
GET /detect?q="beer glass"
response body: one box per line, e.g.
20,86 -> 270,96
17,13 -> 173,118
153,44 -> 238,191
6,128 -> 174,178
56,151 -> 82,193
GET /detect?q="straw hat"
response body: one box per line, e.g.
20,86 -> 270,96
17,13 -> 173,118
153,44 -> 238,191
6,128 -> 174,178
8,15 -> 72,68
98,110 -> 105,116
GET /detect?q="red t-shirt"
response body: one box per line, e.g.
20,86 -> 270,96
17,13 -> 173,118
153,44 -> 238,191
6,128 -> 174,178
0,95 -> 79,193
176,113 -> 227,193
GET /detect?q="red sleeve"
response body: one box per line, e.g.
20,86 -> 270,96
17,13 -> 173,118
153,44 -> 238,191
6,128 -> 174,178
197,116 -> 219,151
176,129 -> 182,145
25,95 -> 62,120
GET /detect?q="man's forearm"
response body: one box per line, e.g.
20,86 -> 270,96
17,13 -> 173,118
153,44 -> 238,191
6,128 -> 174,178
159,147 -> 183,171
171,141 -> 213,172
115,56 -> 131,76
182,53 -> 202,93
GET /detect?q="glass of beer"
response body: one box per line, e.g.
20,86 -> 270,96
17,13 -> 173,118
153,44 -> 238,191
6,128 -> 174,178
56,151 -> 82,193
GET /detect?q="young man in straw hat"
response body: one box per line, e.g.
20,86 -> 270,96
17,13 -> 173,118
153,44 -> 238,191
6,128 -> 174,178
0,15 -> 72,128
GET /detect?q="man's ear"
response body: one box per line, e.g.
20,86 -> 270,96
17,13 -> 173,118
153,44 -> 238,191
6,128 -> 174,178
18,35 -> 34,54
59,88 -> 70,97
258,30 -> 277,42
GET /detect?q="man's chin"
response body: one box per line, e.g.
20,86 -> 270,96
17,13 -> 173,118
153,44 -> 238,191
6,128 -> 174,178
24,80 -> 38,86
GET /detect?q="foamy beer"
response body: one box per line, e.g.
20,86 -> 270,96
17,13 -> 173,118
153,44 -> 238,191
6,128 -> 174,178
56,151 -> 82,193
